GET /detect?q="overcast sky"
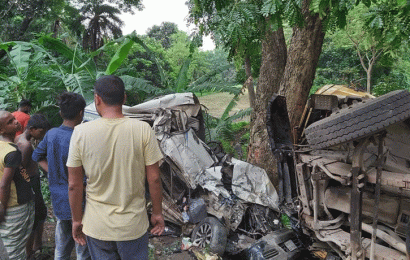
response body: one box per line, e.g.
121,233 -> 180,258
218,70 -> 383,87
120,0 -> 215,51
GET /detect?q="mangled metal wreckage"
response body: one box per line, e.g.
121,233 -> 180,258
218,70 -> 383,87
84,93 -> 304,259
268,85 -> 410,260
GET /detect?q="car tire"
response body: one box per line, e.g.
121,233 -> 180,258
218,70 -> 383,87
191,216 -> 228,255
305,90 -> 410,149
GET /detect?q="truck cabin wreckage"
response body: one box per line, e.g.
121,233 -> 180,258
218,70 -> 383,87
268,85 -> 410,260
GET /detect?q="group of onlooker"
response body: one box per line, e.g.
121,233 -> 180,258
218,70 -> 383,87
0,75 -> 165,260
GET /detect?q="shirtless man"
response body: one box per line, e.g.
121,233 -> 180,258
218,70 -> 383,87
15,114 -> 49,259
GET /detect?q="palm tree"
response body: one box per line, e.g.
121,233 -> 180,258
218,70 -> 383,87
80,1 -> 123,51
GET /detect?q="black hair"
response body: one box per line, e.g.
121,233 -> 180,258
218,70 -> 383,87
19,99 -> 32,108
57,92 -> 86,120
94,75 -> 125,105
26,114 -> 50,130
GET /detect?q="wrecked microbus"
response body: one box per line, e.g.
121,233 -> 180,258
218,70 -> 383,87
84,92 -> 304,259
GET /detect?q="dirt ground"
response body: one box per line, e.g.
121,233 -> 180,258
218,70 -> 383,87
42,219 -> 197,260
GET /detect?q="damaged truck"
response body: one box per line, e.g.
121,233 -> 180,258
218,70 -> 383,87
268,85 -> 410,260
84,92 -> 305,259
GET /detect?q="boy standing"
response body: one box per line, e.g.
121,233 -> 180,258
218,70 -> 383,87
32,93 -> 90,260
15,114 -> 50,259
0,111 -> 34,259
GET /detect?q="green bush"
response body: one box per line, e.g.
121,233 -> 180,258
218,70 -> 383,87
371,73 -> 410,96
208,120 -> 250,160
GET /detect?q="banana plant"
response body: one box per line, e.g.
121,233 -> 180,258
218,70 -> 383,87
205,92 -> 252,143
0,41 -> 53,109
0,32 -> 240,112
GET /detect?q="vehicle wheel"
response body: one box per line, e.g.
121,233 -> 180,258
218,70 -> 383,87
191,216 -> 228,255
305,90 -> 410,149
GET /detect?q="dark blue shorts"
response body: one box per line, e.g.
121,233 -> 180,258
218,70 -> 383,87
86,232 -> 149,260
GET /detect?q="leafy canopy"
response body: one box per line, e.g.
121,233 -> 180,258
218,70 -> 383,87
73,0 -> 144,14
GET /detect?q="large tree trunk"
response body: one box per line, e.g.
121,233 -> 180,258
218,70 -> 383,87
248,0 -> 327,186
247,27 -> 287,186
244,55 -> 256,109
278,0 -> 326,133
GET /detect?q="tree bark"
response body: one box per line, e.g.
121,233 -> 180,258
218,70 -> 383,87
278,0 -> 326,133
248,0 -> 327,186
367,66 -> 372,93
244,55 -> 256,109
247,26 -> 287,186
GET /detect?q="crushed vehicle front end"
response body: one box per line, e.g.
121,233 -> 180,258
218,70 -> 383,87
267,85 -> 410,260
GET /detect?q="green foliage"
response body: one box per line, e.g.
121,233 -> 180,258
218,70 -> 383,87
189,0 -> 264,87
102,36 -> 169,89
96,32 -> 239,104
310,0 -> 355,30
38,36 -> 97,78
122,75 -> 171,105
40,175 -> 51,207
0,40 -> 62,110
204,93 -> 252,160
105,38 -> 134,75
164,32 -> 194,81
314,15 -> 410,93
364,1 -> 410,52
160,33 -> 239,95
205,114 -> 250,160
313,40 -> 363,88
309,84 -> 322,96
148,244 -> 155,260
79,1 -> 124,51
0,34 -> 122,113
74,0 -> 144,14
281,214 -> 291,229
319,2 -> 410,92
146,22 -> 179,49
372,80 -> 408,97
0,0 -> 66,41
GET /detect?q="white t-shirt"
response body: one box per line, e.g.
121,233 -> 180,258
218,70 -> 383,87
67,117 -> 163,241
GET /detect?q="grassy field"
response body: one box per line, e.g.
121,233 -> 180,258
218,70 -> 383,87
197,89 -> 251,118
